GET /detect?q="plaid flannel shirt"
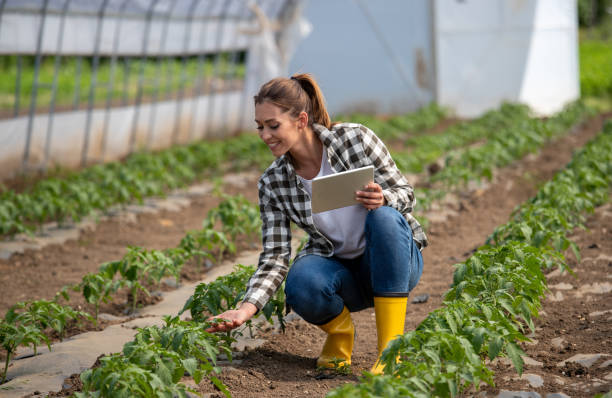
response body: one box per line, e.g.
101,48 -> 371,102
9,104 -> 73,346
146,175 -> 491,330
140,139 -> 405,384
242,122 -> 428,310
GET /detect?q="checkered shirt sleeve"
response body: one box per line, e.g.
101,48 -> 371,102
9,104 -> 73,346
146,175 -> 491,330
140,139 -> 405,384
242,170 -> 293,310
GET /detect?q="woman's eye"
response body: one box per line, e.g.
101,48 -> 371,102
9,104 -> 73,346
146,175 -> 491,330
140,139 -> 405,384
270,124 -> 279,129
256,126 -> 263,130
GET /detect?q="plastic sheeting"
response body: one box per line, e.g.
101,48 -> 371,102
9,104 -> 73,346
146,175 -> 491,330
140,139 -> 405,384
0,0 -> 288,55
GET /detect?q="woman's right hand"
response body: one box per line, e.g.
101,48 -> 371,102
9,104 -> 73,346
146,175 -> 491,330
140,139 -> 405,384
205,302 -> 258,333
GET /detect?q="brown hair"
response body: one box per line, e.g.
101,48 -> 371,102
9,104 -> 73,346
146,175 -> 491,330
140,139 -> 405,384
253,73 -> 331,129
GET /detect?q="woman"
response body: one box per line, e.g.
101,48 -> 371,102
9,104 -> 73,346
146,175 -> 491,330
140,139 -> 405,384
207,73 -> 427,374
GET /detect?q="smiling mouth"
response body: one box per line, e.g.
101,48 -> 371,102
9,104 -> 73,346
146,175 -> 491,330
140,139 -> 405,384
267,142 -> 280,149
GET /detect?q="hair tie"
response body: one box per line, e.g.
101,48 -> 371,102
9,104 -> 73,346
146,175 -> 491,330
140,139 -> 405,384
290,76 -> 298,82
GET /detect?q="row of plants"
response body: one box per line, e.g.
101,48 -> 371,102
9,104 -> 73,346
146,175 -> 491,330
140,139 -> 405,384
412,100 -> 594,215
391,103 -> 532,174
430,100 -> 595,187
0,53 -> 246,113
326,121 -> 612,397
0,103 -> 449,238
0,133 -> 271,237
69,113 -> 606,396
0,192 -> 261,384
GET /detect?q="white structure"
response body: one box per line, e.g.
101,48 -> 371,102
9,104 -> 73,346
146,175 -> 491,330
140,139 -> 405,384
290,0 -> 579,117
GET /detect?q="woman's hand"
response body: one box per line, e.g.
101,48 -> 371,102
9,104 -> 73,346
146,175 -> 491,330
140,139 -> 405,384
205,302 -> 258,333
356,182 -> 386,210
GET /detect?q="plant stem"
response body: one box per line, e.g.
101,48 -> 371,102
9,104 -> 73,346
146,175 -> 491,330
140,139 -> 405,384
2,351 -> 11,384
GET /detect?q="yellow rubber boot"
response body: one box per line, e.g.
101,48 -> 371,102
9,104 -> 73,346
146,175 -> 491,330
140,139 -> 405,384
370,296 -> 407,374
316,306 -> 354,369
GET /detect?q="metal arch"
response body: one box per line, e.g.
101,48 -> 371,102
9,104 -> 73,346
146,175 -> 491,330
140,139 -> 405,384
219,0 -> 252,136
128,0 -> 161,154
171,0 -> 201,145
42,0 -> 73,170
80,0 -> 111,167
145,0 -> 181,149
99,0 -> 131,162
203,0 -> 232,139
22,0 -> 50,171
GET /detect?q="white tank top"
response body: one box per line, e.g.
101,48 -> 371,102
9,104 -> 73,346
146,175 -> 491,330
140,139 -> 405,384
298,149 -> 368,259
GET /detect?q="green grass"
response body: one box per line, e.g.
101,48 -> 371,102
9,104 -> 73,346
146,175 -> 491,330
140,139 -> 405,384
579,24 -> 612,102
0,53 -> 245,114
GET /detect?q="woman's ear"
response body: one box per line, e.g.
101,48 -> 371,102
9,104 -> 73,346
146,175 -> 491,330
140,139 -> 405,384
298,111 -> 309,129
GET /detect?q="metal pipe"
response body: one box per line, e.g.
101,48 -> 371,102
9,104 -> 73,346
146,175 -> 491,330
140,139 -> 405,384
204,0 -> 232,138
72,56 -> 83,110
121,57 -> 130,106
14,55 -> 23,117
42,0 -> 73,170
129,0 -> 160,154
187,0 -> 218,141
146,0 -> 180,149
221,2 -> 251,136
171,0 -> 201,144
100,0 -> 131,162
22,0 -> 50,171
81,0 -> 111,166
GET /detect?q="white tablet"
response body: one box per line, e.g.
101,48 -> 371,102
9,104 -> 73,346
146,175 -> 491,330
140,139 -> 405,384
311,166 -> 374,213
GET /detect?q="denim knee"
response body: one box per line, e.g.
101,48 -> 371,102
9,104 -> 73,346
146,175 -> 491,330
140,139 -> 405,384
284,256 -> 344,325
365,206 -> 412,241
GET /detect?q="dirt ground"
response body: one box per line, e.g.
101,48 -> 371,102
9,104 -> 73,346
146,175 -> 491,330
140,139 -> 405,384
192,116 -> 609,397
2,113 -> 609,397
0,181 -> 261,319
478,201 -> 612,397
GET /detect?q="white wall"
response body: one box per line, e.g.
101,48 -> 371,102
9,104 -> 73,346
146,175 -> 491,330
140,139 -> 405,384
434,0 -> 579,117
289,0 -> 435,115
0,91 -> 244,179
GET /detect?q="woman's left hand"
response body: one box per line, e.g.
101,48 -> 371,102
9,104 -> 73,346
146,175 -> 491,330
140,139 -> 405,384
356,182 -> 386,210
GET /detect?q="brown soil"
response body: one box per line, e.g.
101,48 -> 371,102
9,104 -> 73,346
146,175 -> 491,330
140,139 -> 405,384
479,200 -> 612,397
189,115 -> 609,397
0,174 -> 261,320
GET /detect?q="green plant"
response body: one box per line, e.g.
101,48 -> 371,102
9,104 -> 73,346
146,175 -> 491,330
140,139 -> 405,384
180,264 -> 286,335
76,316 -> 233,397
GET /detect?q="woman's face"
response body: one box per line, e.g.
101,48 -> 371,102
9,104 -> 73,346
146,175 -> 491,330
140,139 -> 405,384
255,101 -> 301,158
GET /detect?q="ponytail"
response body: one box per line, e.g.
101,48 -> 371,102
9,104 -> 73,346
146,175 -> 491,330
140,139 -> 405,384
254,73 -> 332,129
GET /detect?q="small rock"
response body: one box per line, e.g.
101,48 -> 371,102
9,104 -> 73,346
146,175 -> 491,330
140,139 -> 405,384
520,373 -> 544,388
232,338 -> 267,352
160,277 -> 180,289
545,394 -> 571,398
551,337 -> 566,350
589,309 -> 612,318
497,391 -> 541,398
523,356 -> 544,367
552,376 -> 566,385
547,291 -> 565,302
549,282 -> 573,290
411,293 -> 429,304
545,268 -> 563,279
557,353 -> 610,368
599,359 -> 612,368
604,372 -> 612,381
97,313 -> 127,322
574,282 -> 612,298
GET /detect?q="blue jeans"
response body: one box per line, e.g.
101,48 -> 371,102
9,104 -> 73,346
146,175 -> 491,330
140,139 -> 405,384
285,206 -> 423,325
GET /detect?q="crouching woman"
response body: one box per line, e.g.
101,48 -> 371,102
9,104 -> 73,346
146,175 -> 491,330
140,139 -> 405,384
205,73 -> 427,373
